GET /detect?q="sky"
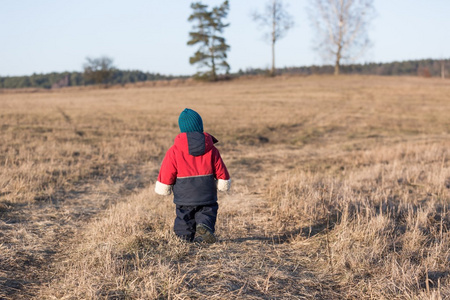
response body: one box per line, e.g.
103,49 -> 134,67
1,0 -> 449,77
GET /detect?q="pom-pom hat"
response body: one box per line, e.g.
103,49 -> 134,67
178,108 -> 204,133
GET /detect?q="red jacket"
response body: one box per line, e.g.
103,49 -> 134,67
155,132 -> 230,205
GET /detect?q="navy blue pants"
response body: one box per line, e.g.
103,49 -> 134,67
174,203 -> 218,242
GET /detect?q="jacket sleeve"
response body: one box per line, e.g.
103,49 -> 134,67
155,147 -> 177,195
212,148 -> 231,192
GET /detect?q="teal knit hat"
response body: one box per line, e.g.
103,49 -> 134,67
178,108 -> 203,133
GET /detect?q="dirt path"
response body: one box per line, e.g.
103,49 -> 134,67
0,164 -> 154,299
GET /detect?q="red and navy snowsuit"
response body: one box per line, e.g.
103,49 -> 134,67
155,131 -> 230,240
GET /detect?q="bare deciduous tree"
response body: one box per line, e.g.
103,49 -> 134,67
253,0 -> 294,77
308,0 -> 375,75
83,56 -> 115,86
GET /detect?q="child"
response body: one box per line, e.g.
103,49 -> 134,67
155,108 -> 231,243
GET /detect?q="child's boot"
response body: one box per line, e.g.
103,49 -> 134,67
193,224 -> 216,244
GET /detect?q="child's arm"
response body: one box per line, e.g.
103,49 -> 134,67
213,148 -> 231,192
155,148 -> 177,195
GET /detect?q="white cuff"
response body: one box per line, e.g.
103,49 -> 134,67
155,181 -> 172,195
217,179 -> 231,192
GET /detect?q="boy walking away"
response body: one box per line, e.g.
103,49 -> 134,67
155,108 -> 231,243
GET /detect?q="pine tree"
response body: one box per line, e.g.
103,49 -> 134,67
187,1 -> 230,81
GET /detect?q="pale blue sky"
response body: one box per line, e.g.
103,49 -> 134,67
1,0 -> 449,76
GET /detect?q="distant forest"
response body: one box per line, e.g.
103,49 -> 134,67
0,70 -> 182,90
246,58 -> 449,78
0,58 -> 448,90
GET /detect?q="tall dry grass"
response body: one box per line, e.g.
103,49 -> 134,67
0,75 -> 449,299
0,88 -> 174,203
268,142 -> 449,298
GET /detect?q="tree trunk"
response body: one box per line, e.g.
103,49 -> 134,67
271,0 -> 276,77
334,3 -> 344,76
442,60 -> 446,79
211,60 -> 217,81
334,46 -> 342,76
210,39 -> 217,81
334,60 -> 340,76
271,39 -> 275,76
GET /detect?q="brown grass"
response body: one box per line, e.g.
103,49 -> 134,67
0,75 -> 449,299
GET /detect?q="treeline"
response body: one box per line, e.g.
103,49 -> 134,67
243,58 -> 449,77
0,58 -> 447,90
0,70 -> 183,89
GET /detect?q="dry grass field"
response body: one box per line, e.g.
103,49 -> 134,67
0,75 -> 449,299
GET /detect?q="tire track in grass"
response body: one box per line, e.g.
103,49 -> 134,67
0,163 -> 156,299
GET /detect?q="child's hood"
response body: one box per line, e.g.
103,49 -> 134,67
173,132 -> 218,156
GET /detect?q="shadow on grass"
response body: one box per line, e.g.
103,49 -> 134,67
0,277 -> 33,299
224,217 -> 336,245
